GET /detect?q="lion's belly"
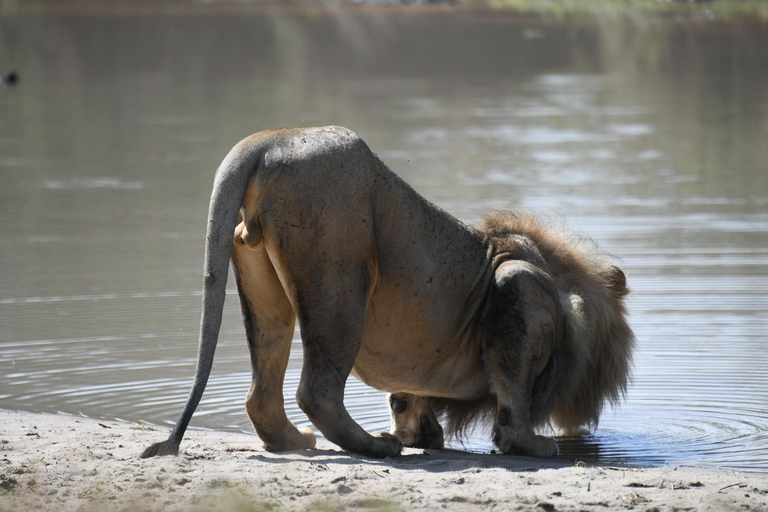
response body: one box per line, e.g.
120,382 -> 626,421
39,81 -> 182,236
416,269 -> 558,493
353,294 -> 490,400
352,339 -> 489,399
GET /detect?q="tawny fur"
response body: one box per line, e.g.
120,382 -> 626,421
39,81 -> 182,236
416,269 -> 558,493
142,126 -> 634,460
434,210 -> 634,440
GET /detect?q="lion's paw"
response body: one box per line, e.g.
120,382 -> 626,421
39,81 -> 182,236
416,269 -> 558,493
297,427 -> 318,450
263,427 -> 316,452
373,432 -> 403,458
495,427 -> 559,458
526,435 -> 559,458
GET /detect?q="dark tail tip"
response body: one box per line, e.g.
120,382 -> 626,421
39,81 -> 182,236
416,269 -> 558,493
140,439 -> 180,458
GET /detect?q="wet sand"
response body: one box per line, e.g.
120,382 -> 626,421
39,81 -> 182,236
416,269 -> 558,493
1,410 -> 766,511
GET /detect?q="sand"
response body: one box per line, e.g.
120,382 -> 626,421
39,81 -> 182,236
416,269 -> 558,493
0,410 -> 765,511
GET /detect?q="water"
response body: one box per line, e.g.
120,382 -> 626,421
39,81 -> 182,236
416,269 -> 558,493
1,6 -> 767,472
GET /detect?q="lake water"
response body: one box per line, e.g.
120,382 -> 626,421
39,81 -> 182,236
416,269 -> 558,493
1,6 -> 767,472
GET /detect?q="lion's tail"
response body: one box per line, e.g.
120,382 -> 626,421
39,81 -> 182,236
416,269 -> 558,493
141,136 -> 263,458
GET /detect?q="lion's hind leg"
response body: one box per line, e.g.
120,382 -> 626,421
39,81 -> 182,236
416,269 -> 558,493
283,264 -> 401,458
255,172 -> 401,458
389,393 -> 444,449
293,287 -> 402,458
232,228 -> 316,452
485,261 -> 561,458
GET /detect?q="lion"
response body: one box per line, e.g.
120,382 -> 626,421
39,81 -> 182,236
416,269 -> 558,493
142,125 -> 634,460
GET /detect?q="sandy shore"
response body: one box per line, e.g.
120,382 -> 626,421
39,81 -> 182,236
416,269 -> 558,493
0,410 -> 765,511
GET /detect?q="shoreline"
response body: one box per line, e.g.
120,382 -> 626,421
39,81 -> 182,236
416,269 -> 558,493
1,1 -> 766,25
1,410 -> 766,511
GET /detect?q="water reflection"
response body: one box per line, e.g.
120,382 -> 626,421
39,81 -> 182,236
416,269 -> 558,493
0,8 -> 767,472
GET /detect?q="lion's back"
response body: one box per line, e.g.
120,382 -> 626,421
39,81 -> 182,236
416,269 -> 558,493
256,126 -> 373,173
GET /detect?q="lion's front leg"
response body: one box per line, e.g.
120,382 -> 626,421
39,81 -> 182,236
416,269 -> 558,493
491,405 -> 559,458
489,364 -> 559,458
485,262 -> 561,458
389,393 -> 444,449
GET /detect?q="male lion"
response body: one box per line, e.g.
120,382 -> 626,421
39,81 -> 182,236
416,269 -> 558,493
142,126 -> 634,460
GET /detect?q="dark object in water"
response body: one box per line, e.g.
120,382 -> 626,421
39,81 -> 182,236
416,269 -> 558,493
2,71 -> 18,86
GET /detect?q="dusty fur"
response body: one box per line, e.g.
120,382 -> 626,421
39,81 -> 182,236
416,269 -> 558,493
436,210 -> 634,439
143,126 -> 633,459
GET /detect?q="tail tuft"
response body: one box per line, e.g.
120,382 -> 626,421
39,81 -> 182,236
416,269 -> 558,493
140,439 -> 180,458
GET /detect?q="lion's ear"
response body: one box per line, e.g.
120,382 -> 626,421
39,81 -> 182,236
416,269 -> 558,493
605,266 -> 629,298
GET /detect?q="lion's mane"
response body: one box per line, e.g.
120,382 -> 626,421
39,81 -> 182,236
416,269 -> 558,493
432,210 -> 635,440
